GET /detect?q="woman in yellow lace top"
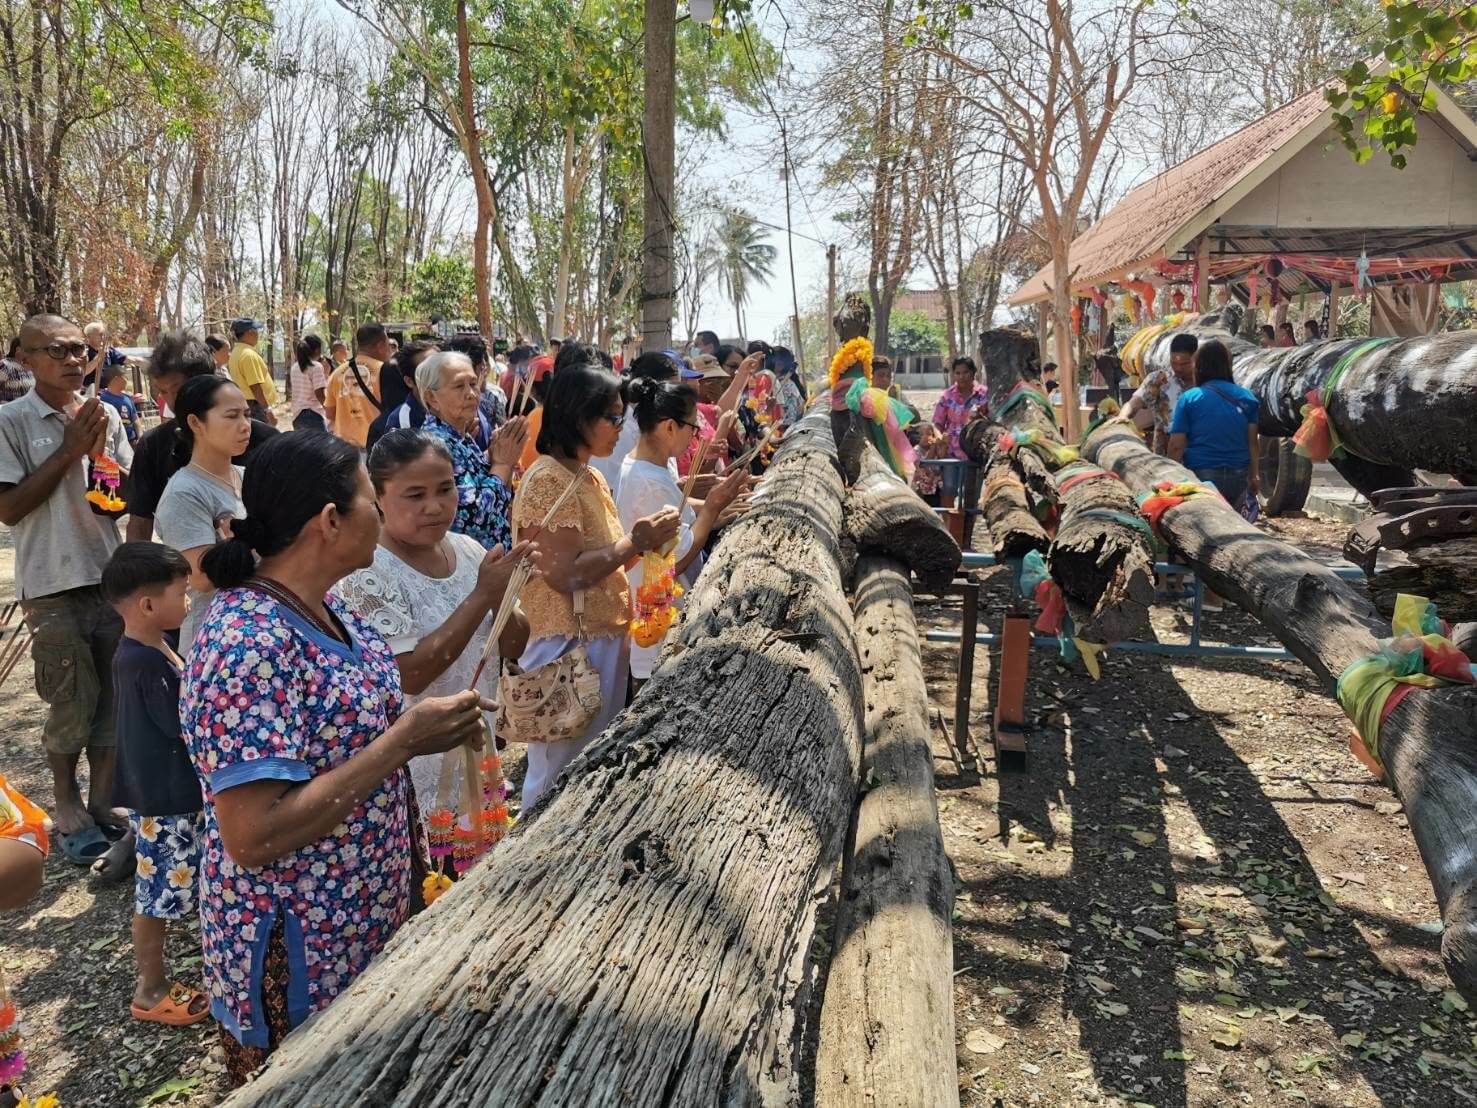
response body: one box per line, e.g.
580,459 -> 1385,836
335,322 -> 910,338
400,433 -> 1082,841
511,362 -> 680,808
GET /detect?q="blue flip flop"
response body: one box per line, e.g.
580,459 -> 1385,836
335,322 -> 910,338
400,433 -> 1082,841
59,825 -> 110,866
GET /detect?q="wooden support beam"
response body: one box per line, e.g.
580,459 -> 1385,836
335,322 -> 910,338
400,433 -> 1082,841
225,407 -> 867,1105
816,556 -> 957,1108
1082,419 -> 1477,1003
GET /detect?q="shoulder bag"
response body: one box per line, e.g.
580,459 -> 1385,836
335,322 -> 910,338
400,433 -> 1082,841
496,465 -> 603,743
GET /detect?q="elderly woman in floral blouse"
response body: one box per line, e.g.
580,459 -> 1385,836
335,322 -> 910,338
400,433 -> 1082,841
416,351 -> 528,552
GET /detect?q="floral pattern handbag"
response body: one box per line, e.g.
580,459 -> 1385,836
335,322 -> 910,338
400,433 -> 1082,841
497,591 -> 602,744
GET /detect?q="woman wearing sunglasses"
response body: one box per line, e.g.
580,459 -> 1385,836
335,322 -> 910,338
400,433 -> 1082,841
509,361 -> 680,809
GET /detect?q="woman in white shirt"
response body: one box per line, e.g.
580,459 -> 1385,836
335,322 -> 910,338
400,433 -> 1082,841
615,377 -> 746,684
289,335 -> 330,431
337,429 -> 534,835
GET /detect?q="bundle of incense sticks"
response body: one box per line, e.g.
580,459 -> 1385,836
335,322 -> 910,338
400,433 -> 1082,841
467,465 -> 587,691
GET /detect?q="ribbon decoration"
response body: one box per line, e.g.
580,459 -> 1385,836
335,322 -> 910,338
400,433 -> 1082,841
993,379 -> 1056,423
1335,594 -> 1476,780
1292,338 -> 1393,462
997,428 -> 1079,468
1018,551 -> 1106,679
1135,481 -> 1224,540
1118,313 -> 1197,380
1056,468 -> 1120,496
981,472 -> 1027,503
845,376 -> 917,480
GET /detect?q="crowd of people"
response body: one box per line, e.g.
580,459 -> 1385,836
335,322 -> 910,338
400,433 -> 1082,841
0,311 -> 805,1096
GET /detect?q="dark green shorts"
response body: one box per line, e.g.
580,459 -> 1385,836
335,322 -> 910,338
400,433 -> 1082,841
20,585 -> 122,756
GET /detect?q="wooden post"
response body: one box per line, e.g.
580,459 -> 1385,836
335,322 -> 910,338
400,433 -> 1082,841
816,556 -> 958,1108
639,0 -> 676,351
1327,282 -> 1341,337
1194,235 -> 1210,312
826,243 -> 838,362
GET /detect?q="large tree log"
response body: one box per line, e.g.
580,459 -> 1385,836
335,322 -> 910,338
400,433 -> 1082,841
816,555 -> 958,1107
226,408 -> 866,1105
961,388 -> 1153,644
1371,536 -> 1477,623
1126,310 -> 1477,492
843,444 -> 961,593
1082,419 -> 1477,1002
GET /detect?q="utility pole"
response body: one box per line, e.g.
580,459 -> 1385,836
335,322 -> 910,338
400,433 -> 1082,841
780,122 -> 804,376
640,0 -> 677,353
826,243 -> 837,361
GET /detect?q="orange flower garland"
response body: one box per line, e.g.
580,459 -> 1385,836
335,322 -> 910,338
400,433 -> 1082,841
632,550 -> 683,648
828,337 -> 873,389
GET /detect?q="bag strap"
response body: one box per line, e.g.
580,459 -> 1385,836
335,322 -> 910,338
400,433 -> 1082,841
349,356 -> 382,412
1201,380 -> 1255,422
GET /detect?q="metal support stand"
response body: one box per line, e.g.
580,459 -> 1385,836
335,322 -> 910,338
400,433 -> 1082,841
993,607 -> 1031,764
951,579 -> 978,767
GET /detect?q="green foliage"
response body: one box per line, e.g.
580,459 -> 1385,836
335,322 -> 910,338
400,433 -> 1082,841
1328,2 -> 1477,166
887,309 -> 946,357
711,209 -> 778,333
397,253 -> 476,320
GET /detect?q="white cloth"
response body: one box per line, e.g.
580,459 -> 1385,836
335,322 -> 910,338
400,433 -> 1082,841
589,416 -> 639,498
336,532 -> 497,829
615,456 -> 699,679
518,631 -> 629,811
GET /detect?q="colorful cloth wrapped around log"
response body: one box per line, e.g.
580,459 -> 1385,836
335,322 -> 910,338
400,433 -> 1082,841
844,376 -> 916,480
992,380 -> 1055,423
1292,338 -> 1394,462
997,428 -> 1079,468
1018,551 -> 1106,679
1336,593 -> 1477,780
1135,481 -> 1223,540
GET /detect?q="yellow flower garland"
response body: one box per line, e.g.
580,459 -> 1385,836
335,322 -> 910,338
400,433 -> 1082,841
828,337 -> 873,389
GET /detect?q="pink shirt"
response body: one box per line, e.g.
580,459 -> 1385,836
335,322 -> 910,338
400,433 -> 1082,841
289,361 -> 328,419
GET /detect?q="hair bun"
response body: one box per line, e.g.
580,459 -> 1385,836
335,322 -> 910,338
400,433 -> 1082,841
229,516 -> 265,550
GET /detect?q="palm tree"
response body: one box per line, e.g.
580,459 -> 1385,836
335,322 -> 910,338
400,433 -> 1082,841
711,208 -> 778,339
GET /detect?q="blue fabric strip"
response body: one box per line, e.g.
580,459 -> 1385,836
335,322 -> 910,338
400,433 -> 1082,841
209,756 -> 311,793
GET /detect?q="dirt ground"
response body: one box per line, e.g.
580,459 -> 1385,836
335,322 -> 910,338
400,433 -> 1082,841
4,507 -> 1476,1106
925,514 -> 1477,1107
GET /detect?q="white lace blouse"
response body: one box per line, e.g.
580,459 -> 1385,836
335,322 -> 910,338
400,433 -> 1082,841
336,532 -> 497,826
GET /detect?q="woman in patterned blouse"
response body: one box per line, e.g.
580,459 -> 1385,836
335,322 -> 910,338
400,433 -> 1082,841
183,432 -> 492,1084
416,350 -> 528,552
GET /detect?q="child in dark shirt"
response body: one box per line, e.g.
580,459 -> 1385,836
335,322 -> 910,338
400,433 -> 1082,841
101,542 -> 208,1027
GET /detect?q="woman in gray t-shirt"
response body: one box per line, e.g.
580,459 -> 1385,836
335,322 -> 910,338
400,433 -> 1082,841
153,377 -> 250,651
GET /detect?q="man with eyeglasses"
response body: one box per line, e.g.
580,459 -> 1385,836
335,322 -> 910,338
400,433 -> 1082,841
0,314 -> 135,875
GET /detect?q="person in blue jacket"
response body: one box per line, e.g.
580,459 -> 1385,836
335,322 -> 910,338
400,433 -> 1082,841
1167,337 -> 1260,510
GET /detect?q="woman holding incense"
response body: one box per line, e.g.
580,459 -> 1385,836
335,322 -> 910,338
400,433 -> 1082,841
338,428 -> 535,844
511,361 -> 682,809
182,432 -> 492,1083
616,378 -> 746,685
417,350 -> 528,553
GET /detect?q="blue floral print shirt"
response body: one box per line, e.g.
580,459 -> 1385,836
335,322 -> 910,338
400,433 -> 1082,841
181,587 -> 410,1047
423,413 -> 513,552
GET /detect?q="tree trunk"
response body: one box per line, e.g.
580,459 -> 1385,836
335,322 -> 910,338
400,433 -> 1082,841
1129,311 -> 1477,491
455,0 -> 493,336
222,407 -> 867,1105
1081,419 -> 1477,1003
842,443 -> 961,594
130,140 -> 208,340
816,555 -> 958,1108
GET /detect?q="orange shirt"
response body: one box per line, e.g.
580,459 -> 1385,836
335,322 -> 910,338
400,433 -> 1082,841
519,405 -> 544,471
325,359 -> 381,446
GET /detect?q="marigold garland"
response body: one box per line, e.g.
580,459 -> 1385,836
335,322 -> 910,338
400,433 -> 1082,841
828,337 -> 873,389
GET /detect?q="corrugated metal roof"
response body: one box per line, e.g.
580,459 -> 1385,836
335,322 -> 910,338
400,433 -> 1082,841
1009,87 -> 1334,306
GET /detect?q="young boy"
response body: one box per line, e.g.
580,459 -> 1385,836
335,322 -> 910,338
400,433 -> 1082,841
99,364 -> 141,445
100,542 -> 208,1027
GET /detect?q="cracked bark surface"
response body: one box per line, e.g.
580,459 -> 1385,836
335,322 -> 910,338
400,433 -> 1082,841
224,407 -> 866,1106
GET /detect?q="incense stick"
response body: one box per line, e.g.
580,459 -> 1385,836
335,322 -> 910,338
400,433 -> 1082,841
680,435 -> 713,501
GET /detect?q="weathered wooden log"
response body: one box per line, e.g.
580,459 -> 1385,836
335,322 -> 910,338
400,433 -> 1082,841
1371,537 -> 1477,623
1049,464 -> 1154,644
1082,419 -> 1477,1002
815,555 -> 957,1107
843,444 -> 961,594
963,390 -> 1153,643
1127,310 -> 1477,492
961,419 -> 1049,559
978,327 -> 1040,413
226,407 -> 866,1105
